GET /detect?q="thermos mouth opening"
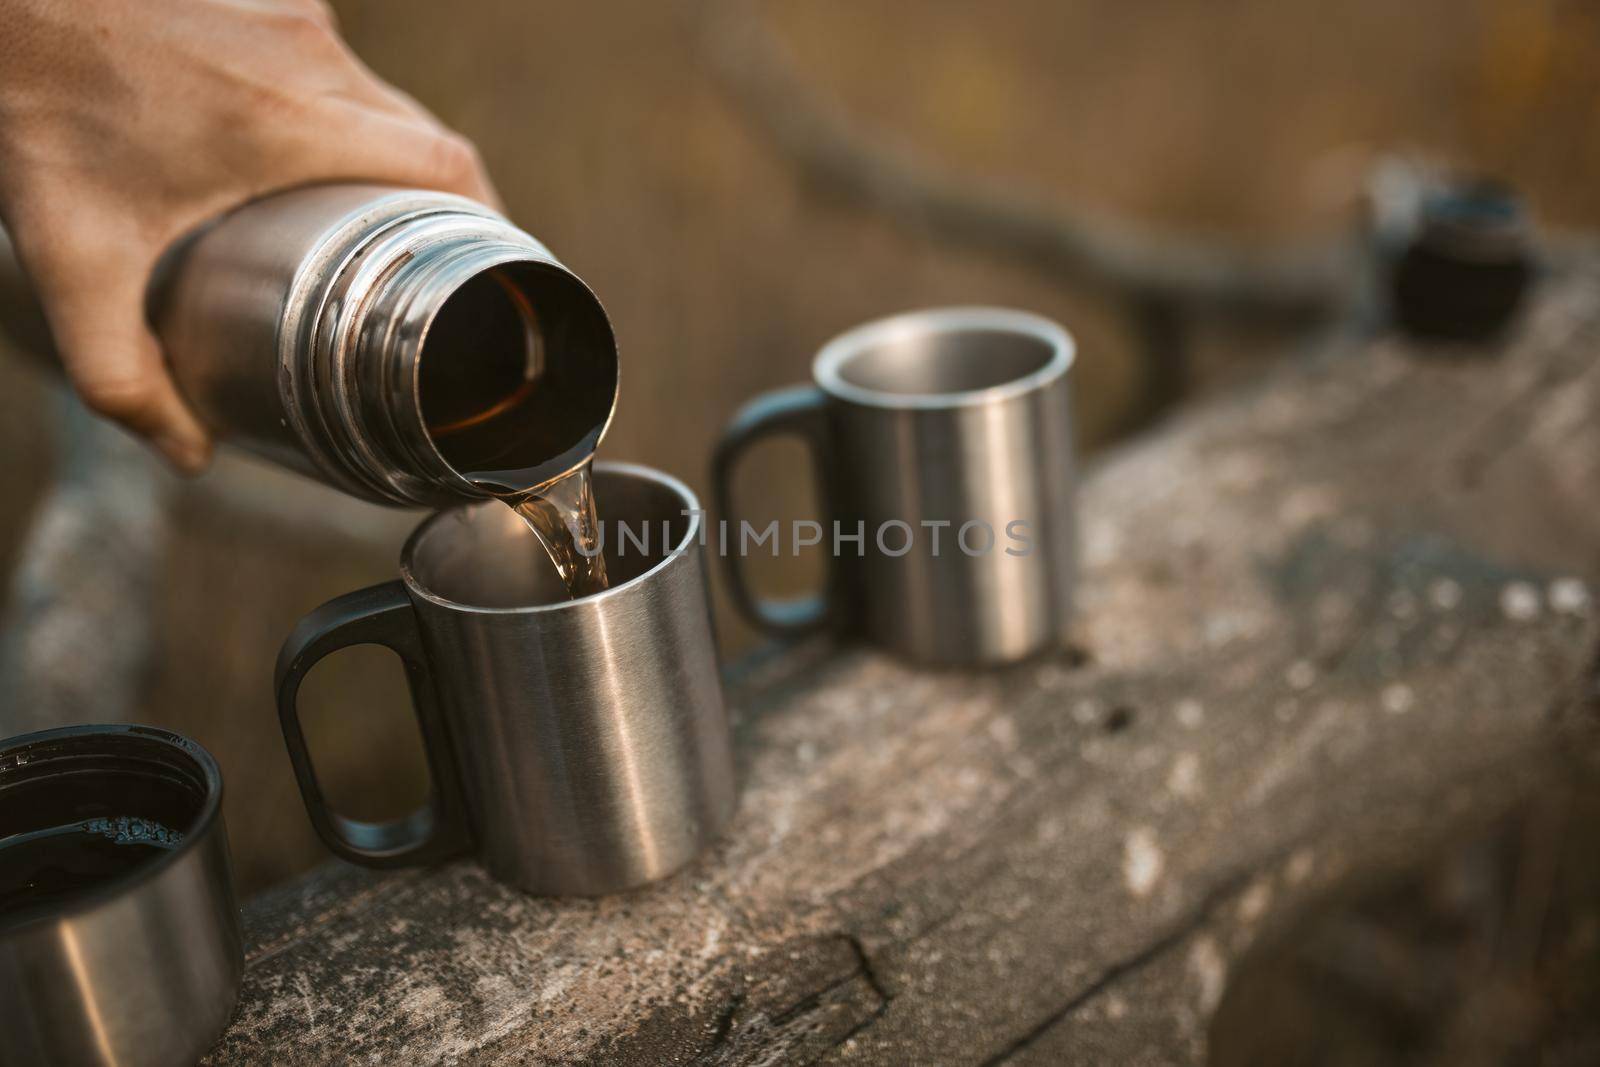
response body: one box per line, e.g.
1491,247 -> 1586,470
0,724 -> 222,934
814,306 -> 1074,411
401,462 -> 700,613
414,260 -> 619,495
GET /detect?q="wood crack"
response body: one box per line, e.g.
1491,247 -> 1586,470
976,871 -> 1252,1066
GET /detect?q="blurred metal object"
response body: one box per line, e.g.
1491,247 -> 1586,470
0,724 -> 242,1067
1370,162 -> 1536,344
276,463 -> 734,896
715,307 -> 1076,666
0,184 -> 618,507
1392,184 -> 1535,343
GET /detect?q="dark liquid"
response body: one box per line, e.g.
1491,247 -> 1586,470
503,464 -> 610,599
419,267 -> 616,600
0,818 -> 183,915
1,768 -> 195,921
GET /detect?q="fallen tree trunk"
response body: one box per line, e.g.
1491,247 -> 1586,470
208,261 -> 1600,1064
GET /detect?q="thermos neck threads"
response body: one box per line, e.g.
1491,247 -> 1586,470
294,205 -> 617,507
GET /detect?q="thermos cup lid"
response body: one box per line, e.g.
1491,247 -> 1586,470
0,723 -> 225,932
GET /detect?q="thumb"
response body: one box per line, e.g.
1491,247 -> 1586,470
38,260 -> 213,474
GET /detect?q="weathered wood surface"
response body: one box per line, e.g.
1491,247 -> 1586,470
208,264 -> 1600,1065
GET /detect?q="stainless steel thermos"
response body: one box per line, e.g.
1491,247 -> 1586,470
0,184 -> 619,507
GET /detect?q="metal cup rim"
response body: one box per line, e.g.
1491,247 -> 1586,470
399,460 -> 704,616
812,306 -> 1075,411
0,723 -> 225,937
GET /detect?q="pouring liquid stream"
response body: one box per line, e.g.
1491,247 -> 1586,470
500,464 -> 610,599
448,449 -> 612,602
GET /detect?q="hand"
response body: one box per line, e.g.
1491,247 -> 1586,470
0,0 -> 500,472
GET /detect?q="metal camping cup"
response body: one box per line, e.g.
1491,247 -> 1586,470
276,463 -> 735,897
0,725 -> 243,1067
714,307 -> 1076,666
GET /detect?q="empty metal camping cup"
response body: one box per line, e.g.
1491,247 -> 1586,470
275,462 -> 735,897
0,725 -> 243,1067
714,307 -> 1076,666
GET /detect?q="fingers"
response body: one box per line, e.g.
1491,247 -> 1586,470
297,35 -> 506,212
287,98 -> 504,212
371,114 -> 504,211
39,261 -> 213,474
390,119 -> 503,210
412,126 -> 503,212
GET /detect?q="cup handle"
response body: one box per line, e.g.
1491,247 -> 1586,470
275,580 -> 472,867
712,384 -> 838,635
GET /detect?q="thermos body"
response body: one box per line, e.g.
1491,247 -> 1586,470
0,184 -> 619,507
